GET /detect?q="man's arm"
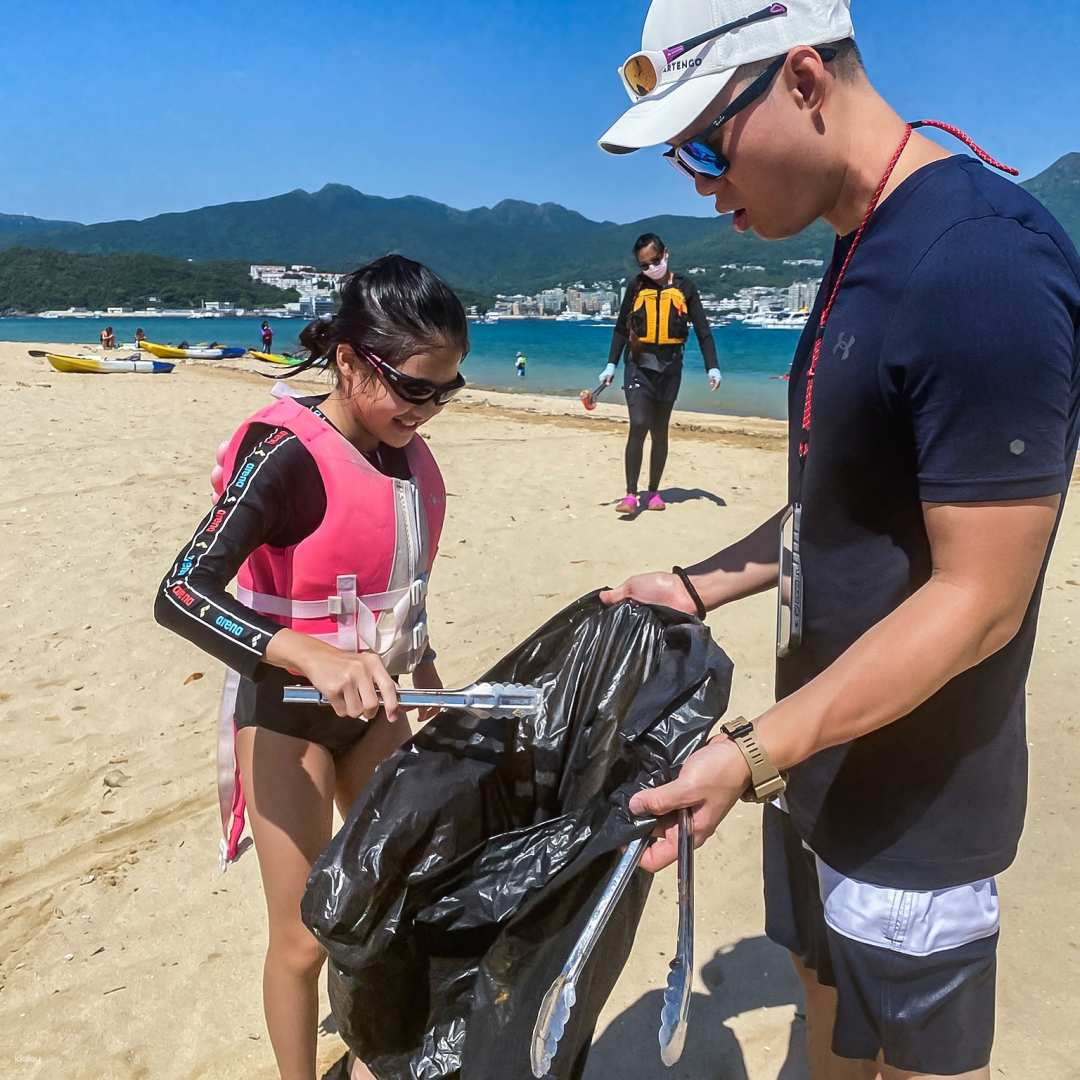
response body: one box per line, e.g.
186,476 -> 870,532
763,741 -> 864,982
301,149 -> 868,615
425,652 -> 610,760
630,495 -> 1060,871
601,506 -> 785,613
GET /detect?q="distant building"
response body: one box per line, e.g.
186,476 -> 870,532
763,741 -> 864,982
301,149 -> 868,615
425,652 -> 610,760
786,279 -> 819,313
540,287 -> 566,314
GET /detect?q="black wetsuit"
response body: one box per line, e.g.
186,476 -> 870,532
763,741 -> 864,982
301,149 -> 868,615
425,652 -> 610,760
154,396 -> 411,752
607,272 -> 719,494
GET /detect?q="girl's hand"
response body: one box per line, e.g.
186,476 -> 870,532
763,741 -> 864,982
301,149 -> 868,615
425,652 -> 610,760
269,632 -> 402,723
411,657 -> 443,724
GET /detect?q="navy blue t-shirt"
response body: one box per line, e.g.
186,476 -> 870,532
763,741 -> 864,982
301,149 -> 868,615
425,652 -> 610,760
779,155 -> 1080,890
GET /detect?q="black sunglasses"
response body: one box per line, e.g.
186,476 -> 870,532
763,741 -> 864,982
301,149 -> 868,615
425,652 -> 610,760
664,46 -> 837,182
359,348 -> 465,406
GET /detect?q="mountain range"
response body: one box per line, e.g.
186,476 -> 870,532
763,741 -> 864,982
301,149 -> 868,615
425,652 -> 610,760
2,153 -> 1078,298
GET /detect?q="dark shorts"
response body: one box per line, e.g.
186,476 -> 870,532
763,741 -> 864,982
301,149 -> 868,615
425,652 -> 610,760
762,804 -> 999,1075
233,669 -> 371,754
623,355 -> 682,404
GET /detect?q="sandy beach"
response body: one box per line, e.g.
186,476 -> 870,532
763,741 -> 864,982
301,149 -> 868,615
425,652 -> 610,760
1,341 -> 1077,1079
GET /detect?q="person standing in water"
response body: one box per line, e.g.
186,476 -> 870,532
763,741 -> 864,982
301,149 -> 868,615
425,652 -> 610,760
600,233 -> 721,516
514,350 -> 527,378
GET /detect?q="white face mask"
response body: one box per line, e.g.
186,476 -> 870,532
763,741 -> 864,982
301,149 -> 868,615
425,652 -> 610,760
642,254 -> 669,281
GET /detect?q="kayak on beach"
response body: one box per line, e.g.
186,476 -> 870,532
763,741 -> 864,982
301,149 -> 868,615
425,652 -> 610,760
139,341 -> 246,360
249,350 -> 307,366
40,351 -> 176,374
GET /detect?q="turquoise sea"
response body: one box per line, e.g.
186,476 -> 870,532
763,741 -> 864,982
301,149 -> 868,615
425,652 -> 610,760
1,315 -> 800,420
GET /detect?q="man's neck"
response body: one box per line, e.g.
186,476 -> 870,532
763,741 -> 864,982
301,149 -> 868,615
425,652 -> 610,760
825,90 -> 953,236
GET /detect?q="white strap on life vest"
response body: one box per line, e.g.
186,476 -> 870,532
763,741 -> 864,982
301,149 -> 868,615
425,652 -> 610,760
237,582 -> 414,621
237,573 -> 428,659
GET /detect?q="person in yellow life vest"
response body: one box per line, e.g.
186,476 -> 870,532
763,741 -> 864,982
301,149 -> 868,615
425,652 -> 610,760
600,232 -> 721,515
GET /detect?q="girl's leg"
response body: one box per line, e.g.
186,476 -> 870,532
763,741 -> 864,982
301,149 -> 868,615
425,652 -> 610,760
332,712 -> 415,819
332,716 -> 418,1080
236,726 -> 336,1080
647,400 -> 675,492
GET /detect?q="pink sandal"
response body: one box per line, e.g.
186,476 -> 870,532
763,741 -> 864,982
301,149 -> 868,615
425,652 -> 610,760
616,494 -> 639,516
645,492 -> 666,511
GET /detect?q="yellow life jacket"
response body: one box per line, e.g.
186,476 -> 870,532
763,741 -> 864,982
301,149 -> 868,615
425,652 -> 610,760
630,283 -> 690,346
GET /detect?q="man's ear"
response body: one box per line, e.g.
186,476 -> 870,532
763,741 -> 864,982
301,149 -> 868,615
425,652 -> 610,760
787,46 -> 830,115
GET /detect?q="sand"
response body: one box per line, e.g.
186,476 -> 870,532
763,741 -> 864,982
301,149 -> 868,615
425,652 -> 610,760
0,341 -> 1077,1079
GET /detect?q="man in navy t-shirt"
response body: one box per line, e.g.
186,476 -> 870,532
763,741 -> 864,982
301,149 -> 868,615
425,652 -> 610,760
598,1 -> 1080,1077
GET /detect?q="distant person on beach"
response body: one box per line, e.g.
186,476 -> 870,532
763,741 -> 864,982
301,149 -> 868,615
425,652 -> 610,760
514,350 -> 527,377
599,2 -> 1080,1078
134,327 -> 146,348
155,256 -> 467,1080
99,326 -> 116,349
599,232 -> 720,516
260,320 -> 273,354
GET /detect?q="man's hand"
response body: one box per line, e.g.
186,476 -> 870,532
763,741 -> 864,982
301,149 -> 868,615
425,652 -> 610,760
707,368 -> 722,392
600,571 -> 698,614
629,738 -> 751,872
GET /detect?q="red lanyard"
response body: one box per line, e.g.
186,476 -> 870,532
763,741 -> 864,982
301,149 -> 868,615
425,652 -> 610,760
797,120 -> 1018,461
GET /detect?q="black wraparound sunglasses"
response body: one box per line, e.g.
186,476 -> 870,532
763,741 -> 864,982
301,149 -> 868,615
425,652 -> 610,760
358,348 -> 465,406
664,46 -> 837,182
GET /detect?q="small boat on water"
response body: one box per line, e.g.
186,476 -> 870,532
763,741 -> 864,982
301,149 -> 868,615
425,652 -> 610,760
140,341 -> 246,360
42,352 -> 175,374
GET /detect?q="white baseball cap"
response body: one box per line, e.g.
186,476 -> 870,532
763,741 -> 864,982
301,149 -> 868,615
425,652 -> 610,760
599,0 -> 854,155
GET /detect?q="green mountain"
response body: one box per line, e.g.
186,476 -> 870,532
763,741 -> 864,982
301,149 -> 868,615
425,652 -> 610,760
0,248 -> 299,313
3,154 -> 1077,299
1021,152 -> 1080,242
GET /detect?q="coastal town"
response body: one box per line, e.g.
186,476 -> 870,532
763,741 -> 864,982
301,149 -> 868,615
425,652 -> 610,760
33,258 -> 826,330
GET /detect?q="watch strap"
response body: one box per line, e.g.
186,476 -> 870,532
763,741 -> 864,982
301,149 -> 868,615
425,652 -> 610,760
721,716 -> 787,803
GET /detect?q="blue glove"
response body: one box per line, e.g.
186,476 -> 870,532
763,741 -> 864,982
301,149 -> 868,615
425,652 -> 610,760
599,363 -> 617,386
707,368 -> 722,391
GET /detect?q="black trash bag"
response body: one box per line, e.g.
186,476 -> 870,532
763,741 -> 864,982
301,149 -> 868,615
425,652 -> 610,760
303,593 -> 734,1080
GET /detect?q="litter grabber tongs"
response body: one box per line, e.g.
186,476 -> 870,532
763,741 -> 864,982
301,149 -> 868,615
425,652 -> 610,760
530,807 -> 695,1077
282,680 -> 542,719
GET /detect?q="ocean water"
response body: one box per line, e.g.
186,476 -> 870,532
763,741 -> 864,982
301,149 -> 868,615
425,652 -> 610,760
1,315 -> 800,420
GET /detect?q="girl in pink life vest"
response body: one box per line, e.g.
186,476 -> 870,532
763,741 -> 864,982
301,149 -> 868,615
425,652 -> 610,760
155,256 -> 467,1080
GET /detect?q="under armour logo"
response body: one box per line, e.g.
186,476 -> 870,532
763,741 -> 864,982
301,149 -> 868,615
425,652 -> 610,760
834,332 -> 856,361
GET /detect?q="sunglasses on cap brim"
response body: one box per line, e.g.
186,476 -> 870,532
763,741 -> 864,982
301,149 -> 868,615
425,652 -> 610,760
619,3 -> 788,99
358,348 -> 466,406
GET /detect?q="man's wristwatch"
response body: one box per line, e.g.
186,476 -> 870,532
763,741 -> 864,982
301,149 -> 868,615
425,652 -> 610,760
719,716 -> 787,803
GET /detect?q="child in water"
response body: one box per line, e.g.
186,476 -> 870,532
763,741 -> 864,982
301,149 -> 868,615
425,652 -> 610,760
155,255 -> 467,1079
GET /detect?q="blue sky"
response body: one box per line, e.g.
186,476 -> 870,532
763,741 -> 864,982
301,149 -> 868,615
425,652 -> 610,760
4,0 -> 1077,225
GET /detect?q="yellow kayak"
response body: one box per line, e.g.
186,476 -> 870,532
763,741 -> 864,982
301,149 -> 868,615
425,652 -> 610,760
250,350 -> 306,366
45,352 -> 175,374
139,341 -> 187,359
140,341 -> 246,360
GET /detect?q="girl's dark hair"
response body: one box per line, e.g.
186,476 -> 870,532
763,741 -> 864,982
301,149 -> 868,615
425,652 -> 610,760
633,233 -> 665,257
282,254 -> 468,380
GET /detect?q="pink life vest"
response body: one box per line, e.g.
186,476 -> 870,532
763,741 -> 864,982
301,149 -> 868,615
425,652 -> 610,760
216,393 -> 445,868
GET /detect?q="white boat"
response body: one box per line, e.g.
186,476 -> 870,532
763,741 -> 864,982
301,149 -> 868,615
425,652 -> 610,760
744,311 -> 808,330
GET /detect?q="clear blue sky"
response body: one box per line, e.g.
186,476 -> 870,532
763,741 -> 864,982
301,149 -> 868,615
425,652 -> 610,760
4,0 -> 1077,225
